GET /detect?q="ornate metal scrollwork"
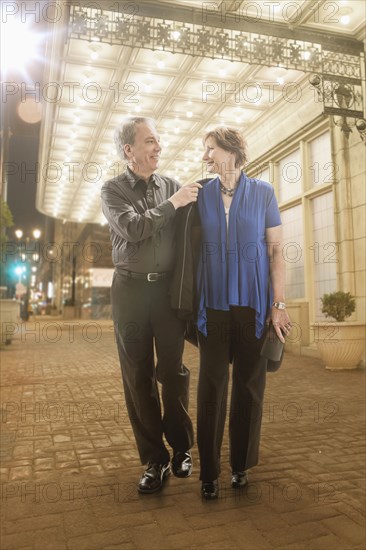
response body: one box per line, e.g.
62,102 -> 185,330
69,5 -> 363,79
68,4 -> 365,139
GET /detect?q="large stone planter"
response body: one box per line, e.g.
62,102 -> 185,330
312,321 -> 366,370
63,305 -> 77,319
0,299 -> 21,345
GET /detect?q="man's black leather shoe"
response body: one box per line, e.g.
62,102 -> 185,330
201,480 -> 219,500
172,451 -> 193,478
138,462 -> 171,494
231,471 -> 248,488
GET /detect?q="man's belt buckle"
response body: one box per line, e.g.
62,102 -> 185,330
147,272 -> 160,282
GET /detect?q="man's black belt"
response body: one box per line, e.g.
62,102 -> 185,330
117,269 -> 170,282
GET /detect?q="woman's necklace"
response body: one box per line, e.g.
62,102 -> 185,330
219,182 -> 236,197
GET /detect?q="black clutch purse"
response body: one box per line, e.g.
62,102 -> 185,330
260,323 -> 285,372
185,320 -> 285,372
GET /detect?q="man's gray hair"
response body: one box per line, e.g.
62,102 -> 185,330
114,116 -> 156,160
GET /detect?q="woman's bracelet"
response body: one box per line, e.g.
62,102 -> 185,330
272,302 -> 286,310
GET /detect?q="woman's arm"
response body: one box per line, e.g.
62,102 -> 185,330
266,224 -> 292,343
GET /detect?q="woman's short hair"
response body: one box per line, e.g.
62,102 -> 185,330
114,116 -> 156,160
203,126 -> 248,167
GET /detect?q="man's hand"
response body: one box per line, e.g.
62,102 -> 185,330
169,182 -> 202,210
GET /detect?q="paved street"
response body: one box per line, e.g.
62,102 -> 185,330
1,319 -> 365,549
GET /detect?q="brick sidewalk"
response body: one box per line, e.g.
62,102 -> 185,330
0,319 -> 365,549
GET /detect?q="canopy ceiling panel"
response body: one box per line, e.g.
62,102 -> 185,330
36,0 -> 365,224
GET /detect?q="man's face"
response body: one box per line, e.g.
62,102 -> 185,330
124,122 -> 161,176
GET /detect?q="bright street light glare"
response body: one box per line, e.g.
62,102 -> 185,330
1,20 -> 41,74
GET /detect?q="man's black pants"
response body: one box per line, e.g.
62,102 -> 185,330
197,307 -> 266,481
111,271 -> 194,465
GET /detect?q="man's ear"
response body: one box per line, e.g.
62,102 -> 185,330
124,144 -> 132,158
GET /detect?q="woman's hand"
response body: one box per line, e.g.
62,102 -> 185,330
270,306 -> 292,343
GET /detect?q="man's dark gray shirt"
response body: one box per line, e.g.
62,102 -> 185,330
101,167 -> 179,273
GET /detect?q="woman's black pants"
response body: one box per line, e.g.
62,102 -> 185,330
197,307 -> 266,481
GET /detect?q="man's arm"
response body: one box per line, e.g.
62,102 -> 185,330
101,187 -> 175,243
101,181 -> 202,243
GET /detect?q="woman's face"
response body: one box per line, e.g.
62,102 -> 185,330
202,136 -> 236,177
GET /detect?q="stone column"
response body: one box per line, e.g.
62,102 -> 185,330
331,123 -> 355,295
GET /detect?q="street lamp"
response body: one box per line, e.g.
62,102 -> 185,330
14,265 -> 25,284
309,73 -> 366,140
11,227 -> 42,319
0,19 -> 42,76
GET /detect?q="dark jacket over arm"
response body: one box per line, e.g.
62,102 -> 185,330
169,178 -> 210,319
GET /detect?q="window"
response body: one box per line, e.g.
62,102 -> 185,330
250,127 -> 338,322
260,167 -> 270,183
311,192 -> 337,319
281,205 -> 305,300
309,132 -> 333,187
278,149 -> 302,201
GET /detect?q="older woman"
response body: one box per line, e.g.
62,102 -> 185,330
195,126 -> 291,499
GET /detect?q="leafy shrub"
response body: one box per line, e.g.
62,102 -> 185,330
321,291 -> 356,322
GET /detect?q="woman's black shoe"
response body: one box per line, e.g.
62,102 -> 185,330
201,480 -> 219,500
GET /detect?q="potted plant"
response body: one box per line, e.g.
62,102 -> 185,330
313,291 -> 365,370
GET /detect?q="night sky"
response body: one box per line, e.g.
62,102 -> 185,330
3,9 -> 49,240
7,132 -> 46,236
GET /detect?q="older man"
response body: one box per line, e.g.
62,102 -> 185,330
101,116 -> 201,493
